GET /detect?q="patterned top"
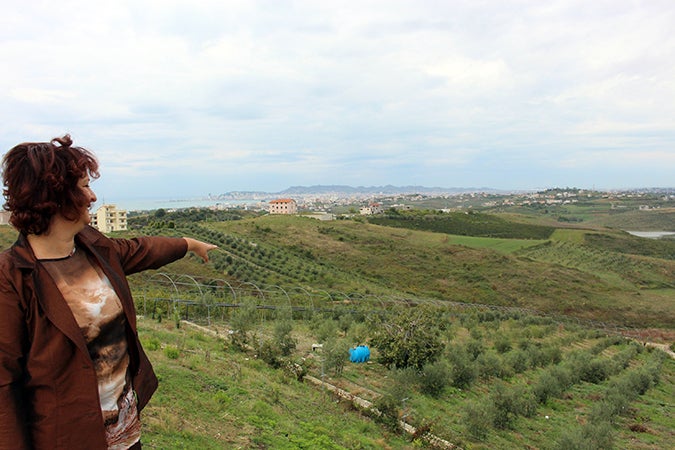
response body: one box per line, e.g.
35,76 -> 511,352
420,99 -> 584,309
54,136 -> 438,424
40,248 -> 140,449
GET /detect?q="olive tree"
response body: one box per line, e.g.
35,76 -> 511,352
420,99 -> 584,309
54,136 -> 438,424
369,306 -> 445,370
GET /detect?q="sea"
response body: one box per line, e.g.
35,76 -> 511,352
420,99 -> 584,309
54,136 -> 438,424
98,197 -> 265,212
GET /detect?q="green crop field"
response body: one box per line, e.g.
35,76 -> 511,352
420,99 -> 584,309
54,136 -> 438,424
132,311 -> 673,449
161,213 -> 672,329
435,234 -> 547,254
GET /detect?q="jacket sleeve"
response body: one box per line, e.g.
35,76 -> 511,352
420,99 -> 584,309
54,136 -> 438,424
109,235 -> 188,275
0,269 -> 30,450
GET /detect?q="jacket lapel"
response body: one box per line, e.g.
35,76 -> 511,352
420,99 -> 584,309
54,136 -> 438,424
12,235 -> 91,357
32,267 -> 91,356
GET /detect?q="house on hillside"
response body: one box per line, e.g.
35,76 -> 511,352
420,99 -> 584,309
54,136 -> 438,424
269,198 -> 297,215
359,202 -> 384,215
91,204 -> 128,232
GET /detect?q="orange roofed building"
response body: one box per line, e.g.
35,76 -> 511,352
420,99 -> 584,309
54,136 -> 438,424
269,198 -> 298,215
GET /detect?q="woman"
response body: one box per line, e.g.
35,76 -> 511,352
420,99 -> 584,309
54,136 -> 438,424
0,135 -> 217,449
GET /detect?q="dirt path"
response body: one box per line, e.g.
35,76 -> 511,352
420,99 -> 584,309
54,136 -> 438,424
304,375 -> 459,449
645,342 -> 675,359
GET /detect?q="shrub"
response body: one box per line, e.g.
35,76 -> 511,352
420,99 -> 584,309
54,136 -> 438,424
384,370 -> 417,412
505,349 -> 530,373
517,338 -> 532,350
229,302 -> 258,350
372,394 -> 401,432
488,383 -> 538,429
542,345 -> 563,365
369,307 -> 445,370
579,358 -> 614,384
144,338 -> 161,351
463,401 -> 491,441
164,346 -> 180,359
589,336 -> 621,355
616,368 -> 654,397
322,337 -> 349,376
337,313 -> 354,334
555,421 -> 615,450
590,390 -> 629,424
527,344 -> 562,368
346,321 -> 369,344
488,383 -> 519,429
476,351 -> 509,380
420,360 -> 450,398
282,359 -> 307,381
273,320 -> 296,356
513,385 -> 538,418
612,344 -> 640,369
257,338 -> 283,368
533,369 -> 565,404
465,339 -> 485,360
448,350 -> 477,389
314,318 -> 339,343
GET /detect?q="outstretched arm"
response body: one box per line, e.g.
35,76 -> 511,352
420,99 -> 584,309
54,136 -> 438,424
183,238 -> 218,262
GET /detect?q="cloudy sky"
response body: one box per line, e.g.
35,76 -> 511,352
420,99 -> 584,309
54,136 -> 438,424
1,0 -> 673,202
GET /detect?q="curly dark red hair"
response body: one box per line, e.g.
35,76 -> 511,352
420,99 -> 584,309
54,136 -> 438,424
2,135 -> 100,235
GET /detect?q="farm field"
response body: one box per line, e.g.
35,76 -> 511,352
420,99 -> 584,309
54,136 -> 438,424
136,319 -> 413,449
135,311 -> 673,449
187,213 -> 674,330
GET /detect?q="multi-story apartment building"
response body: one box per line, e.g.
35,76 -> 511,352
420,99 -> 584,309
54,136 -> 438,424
91,204 -> 128,232
269,198 -> 297,215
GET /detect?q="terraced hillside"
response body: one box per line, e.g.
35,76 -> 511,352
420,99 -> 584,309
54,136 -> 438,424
179,214 -> 674,329
128,308 -> 674,449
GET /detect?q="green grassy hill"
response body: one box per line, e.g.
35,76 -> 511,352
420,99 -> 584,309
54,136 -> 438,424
136,319 -> 413,449
127,212 -> 673,329
134,310 -> 673,449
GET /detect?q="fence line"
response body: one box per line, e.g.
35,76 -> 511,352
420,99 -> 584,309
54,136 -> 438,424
136,272 -> 660,341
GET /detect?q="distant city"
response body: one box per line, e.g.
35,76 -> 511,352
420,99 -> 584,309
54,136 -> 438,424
111,185 -> 675,214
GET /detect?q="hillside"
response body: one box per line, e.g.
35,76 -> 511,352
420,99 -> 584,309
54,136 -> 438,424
131,315 -> 673,449
1,209 -> 673,448
122,211 -> 673,330
2,207 -> 671,329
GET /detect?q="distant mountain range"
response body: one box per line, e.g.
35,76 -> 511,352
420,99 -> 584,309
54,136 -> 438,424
216,185 -> 675,198
279,185 -> 497,194
219,185 -> 501,197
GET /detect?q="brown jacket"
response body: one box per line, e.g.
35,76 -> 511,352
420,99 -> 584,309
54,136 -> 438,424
0,226 -> 188,449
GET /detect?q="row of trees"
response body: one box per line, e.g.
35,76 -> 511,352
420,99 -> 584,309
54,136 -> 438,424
367,209 -> 555,240
186,298 -> 666,446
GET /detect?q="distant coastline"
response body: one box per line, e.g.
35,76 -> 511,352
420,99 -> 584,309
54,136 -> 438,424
100,198 -> 264,212
98,185 -> 675,213
99,185 -> 491,212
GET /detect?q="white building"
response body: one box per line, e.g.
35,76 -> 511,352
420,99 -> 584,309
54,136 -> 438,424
359,203 -> 384,215
91,204 -> 127,232
269,198 -> 297,215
